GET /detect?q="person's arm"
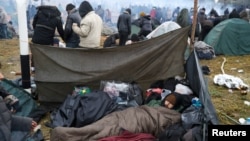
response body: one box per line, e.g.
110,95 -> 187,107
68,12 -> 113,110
0,72 -> 4,80
127,16 -> 131,35
56,16 -> 65,41
117,16 -> 120,30
72,19 -> 90,37
0,85 -> 10,98
32,12 -> 38,29
64,17 -> 73,41
11,116 -> 37,132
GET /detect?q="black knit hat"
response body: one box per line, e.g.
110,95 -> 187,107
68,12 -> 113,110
125,8 -> 131,15
66,3 -> 75,11
78,1 -> 93,18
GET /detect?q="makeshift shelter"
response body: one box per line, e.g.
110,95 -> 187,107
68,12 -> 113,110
30,27 -> 190,103
146,21 -> 181,39
204,18 -> 250,56
30,26 -> 219,140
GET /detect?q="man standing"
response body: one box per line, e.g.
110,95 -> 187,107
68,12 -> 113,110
117,8 -> 131,46
64,3 -> 81,48
72,1 -> 103,48
32,5 -> 64,45
95,5 -> 104,20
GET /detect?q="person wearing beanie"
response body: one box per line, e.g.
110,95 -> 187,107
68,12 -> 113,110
162,93 -> 177,109
140,12 -> 146,17
64,3 -> 81,48
117,8 -> 132,46
161,92 -> 194,112
138,11 -> 153,38
72,1 -> 103,48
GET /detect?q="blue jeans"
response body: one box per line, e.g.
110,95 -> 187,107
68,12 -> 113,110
0,24 -> 8,39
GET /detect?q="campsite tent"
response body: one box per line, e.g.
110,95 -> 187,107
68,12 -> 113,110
146,21 -> 181,39
204,18 -> 250,56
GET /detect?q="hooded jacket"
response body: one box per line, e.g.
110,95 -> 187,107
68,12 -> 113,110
72,1 -> 103,48
117,9 -> 131,34
139,15 -> 153,33
32,5 -> 64,45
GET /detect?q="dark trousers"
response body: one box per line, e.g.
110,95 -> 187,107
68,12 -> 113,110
119,31 -> 129,46
0,24 -> 8,39
138,30 -> 151,38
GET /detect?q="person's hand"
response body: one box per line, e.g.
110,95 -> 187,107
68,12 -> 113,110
31,120 -> 38,131
72,23 -> 78,26
4,95 -> 19,113
0,72 -> 4,80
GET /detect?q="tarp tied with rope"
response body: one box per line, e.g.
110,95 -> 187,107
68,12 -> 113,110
30,27 -> 190,103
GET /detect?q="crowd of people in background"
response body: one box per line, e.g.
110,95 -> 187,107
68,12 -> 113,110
0,6 -> 17,39
0,1 -> 250,139
0,0 -> 249,48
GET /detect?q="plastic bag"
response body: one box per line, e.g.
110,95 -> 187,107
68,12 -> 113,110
181,105 -> 203,130
100,80 -> 143,106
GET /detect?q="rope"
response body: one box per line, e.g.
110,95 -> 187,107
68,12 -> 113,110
218,110 -> 241,125
220,57 -> 226,74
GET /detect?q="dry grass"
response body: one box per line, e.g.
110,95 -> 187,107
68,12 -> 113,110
200,56 -> 250,124
1,39 -> 250,140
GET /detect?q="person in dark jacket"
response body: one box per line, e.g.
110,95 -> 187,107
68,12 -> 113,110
31,5 -> 64,45
117,8 -> 131,46
138,12 -> 153,38
64,3 -> 81,48
0,95 -> 37,141
176,8 -> 191,28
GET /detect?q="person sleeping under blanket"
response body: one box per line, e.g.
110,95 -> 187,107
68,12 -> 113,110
146,89 -> 195,112
50,105 -> 181,141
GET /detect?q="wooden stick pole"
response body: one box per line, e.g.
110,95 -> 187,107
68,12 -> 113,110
190,0 -> 198,51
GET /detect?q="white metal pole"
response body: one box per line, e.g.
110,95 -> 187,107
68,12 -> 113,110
16,0 -> 31,89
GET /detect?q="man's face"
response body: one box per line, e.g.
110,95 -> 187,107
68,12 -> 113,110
164,100 -> 174,109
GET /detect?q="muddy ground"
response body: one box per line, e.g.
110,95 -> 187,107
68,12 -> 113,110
1,38 -> 250,140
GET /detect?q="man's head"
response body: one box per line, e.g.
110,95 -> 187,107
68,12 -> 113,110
131,34 -> 140,42
163,93 -> 176,109
79,1 -> 93,18
125,8 -> 131,15
140,12 -> 146,17
66,3 -> 75,12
